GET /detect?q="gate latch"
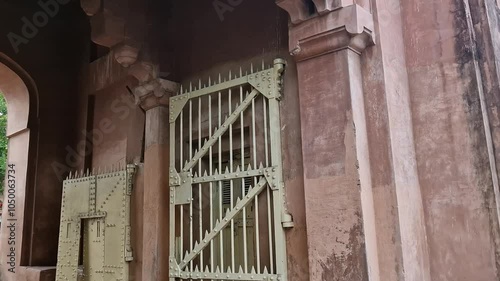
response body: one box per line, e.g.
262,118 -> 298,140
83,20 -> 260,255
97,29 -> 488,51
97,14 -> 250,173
171,171 -> 192,205
282,212 -> 294,228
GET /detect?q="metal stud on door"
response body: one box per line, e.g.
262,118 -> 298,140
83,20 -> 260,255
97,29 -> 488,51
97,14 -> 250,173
169,59 -> 292,281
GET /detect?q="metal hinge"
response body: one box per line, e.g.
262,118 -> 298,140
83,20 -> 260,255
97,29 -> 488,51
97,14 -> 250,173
125,226 -> 133,262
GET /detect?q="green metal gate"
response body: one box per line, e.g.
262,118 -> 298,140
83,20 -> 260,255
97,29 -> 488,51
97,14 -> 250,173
169,59 -> 291,281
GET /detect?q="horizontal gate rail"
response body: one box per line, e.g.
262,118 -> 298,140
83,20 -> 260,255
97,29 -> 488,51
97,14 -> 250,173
192,165 -> 267,184
174,267 -> 278,281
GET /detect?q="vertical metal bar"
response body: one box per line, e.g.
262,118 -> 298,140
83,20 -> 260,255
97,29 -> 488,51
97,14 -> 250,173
252,97 -> 260,273
269,97 -> 285,278
169,105 -> 177,281
189,98 -> 193,271
263,98 -> 269,168
218,90 -> 224,269
209,94 -> 214,273
229,88 -> 235,272
240,87 -> 248,273
198,97 -> 203,270
180,111 -> 184,169
268,61 -> 287,280
263,98 -> 274,273
180,110 -> 184,258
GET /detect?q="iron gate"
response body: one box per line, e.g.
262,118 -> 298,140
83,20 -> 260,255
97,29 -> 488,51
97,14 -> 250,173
169,59 -> 291,281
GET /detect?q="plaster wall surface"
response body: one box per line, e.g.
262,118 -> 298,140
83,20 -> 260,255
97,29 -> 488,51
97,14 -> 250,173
401,0 -> 500,279
467,2 -> 500,263
296,50 -> 367,281
360,0 -> 407,279
91,77 -> 144,169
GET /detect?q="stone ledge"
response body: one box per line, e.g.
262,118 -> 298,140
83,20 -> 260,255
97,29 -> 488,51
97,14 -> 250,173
289,4 -> 375,61
17,266 -> 56,281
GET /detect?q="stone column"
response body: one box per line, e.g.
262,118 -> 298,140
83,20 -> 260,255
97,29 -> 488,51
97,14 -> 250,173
278,2 -> 377,280
134,79 -> 179,281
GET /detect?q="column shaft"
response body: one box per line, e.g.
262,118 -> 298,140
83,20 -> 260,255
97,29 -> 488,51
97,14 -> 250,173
142,106 -> 169,281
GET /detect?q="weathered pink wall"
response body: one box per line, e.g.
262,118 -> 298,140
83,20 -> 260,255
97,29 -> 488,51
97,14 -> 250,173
361,0 -> 429,279
295,50 -> 367,281
400,0 -> 500,279
91,78 -> 144,168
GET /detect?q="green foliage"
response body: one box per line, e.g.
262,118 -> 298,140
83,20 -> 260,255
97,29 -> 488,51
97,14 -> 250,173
0,94 -> 7,195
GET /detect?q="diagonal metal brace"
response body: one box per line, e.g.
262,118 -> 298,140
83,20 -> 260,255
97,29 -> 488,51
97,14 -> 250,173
170,94 -> 190,123
182,89 -> 259,172
179,177 -> 267,269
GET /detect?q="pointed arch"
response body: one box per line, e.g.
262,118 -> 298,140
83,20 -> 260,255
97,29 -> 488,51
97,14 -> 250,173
0,53 -> 40,280
0,53 -> 38,136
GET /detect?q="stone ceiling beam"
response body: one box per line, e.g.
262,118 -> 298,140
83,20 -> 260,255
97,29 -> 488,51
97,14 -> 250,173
288,4 -> 375,61
276,0 -> 312,24
80,0 -> 101,16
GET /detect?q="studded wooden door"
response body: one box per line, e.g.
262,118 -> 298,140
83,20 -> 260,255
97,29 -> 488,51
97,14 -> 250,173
55,165 -> 136,281
169,59 -> 292,281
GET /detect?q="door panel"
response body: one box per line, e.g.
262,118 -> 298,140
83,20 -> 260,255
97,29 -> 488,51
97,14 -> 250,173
56,166 -> 136,281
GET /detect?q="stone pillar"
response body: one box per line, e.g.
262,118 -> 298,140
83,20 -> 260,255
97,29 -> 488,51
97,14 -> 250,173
134,79 -> 179,281
278,2 -> 377,280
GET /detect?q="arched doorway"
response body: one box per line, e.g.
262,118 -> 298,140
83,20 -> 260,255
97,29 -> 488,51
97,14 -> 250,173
0,53 -> 39,281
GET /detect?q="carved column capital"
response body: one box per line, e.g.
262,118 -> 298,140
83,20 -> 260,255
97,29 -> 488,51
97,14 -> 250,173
289,4 -> 375,61
133,79 -> 179,111
114,42 -> 141,68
